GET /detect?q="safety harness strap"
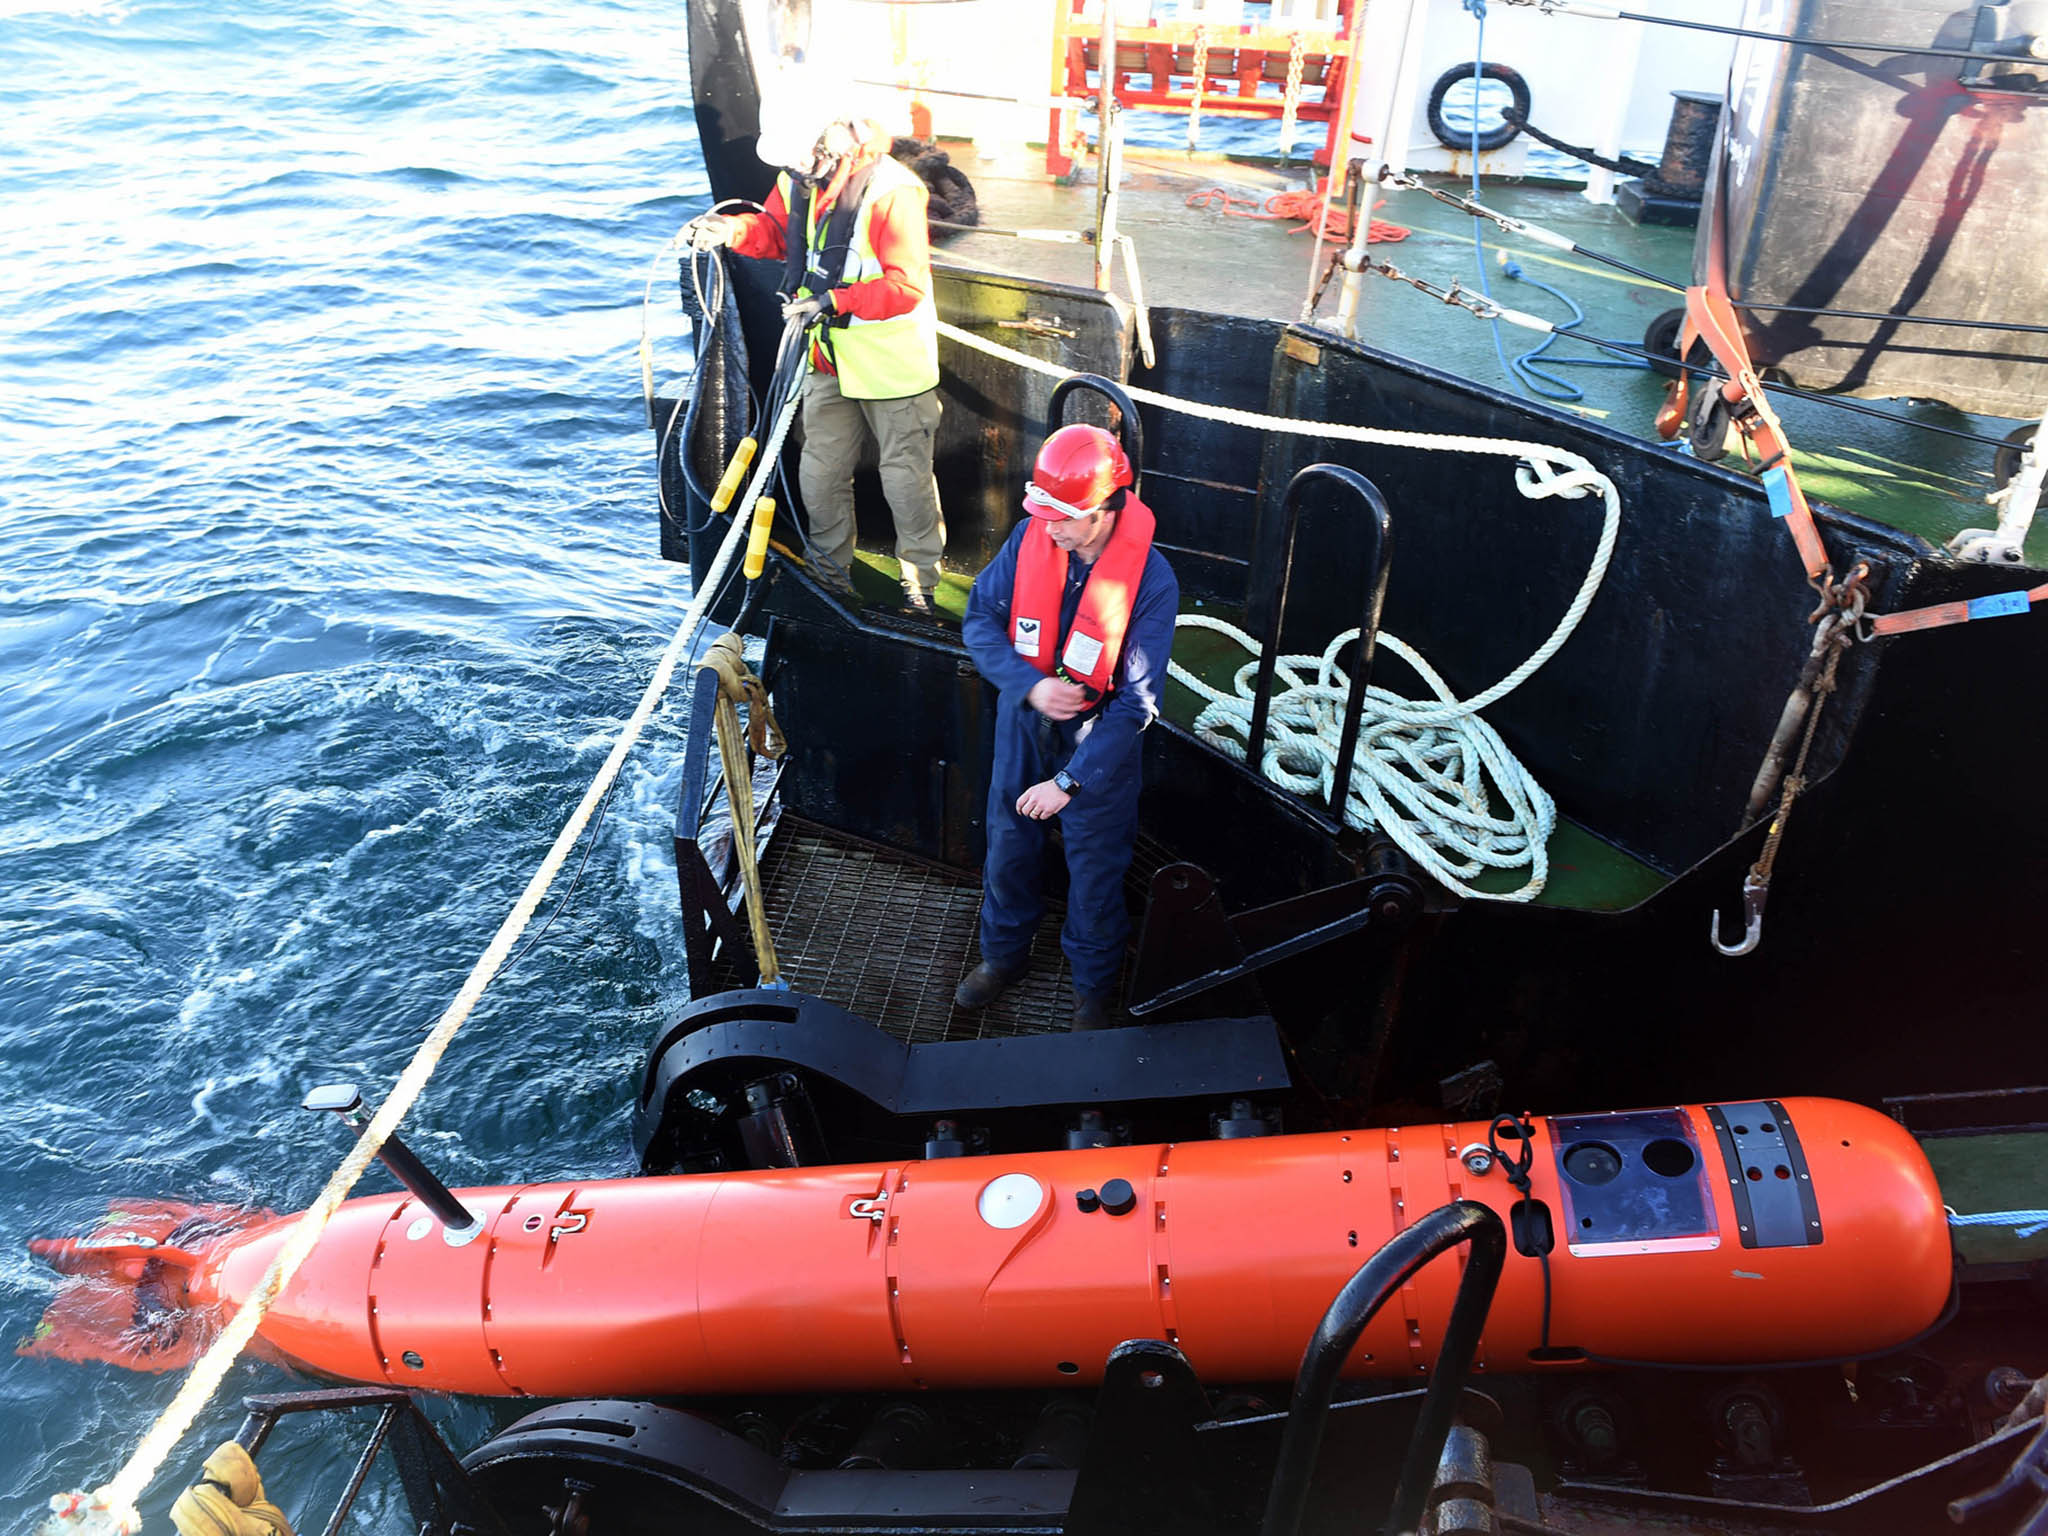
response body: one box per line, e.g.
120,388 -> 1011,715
776,162 -> 879,302
778,179 -> 810,301
805,161 -> 875,297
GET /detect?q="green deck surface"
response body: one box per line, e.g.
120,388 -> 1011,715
1923,1133 -> 2048,1267
851,547 -> 974,618
932,145 -> 2039,563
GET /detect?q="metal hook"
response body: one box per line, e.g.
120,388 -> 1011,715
1710,873 -> 1769,957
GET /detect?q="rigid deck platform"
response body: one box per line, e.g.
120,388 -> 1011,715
713,818 -> 1155,1040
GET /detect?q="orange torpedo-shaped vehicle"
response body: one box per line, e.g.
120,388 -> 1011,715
25,1097 -> 1952,1396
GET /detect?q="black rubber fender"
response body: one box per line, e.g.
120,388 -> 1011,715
1643,307 -> 1688,380
1426,62 -> 1531,153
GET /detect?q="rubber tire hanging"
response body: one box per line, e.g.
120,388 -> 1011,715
1426,62 -> 1531,153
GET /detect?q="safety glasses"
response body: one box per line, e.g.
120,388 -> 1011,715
1022,481 -> 1101,521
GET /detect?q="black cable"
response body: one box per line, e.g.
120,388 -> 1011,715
1499,107 -> 1657,178
1569,244 -> 1682,292
703,529 -> 753,625
929,217 -> 1089,241
1732,300 -> 2048,337
1552,330 -> 2026,451
1488,1112 -> 1549,1352
497,759 -> 626,980
1611,8 -> 2035,67
1385,173 -> 1685,290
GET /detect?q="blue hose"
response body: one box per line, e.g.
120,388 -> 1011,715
1499,258 -> 1651,399
1463,3 -> 1648,403
1949,1209 -> 2048,1239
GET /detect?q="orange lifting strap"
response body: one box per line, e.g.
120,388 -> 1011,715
1664,285 -> 2048,638
1661,283 -> 1830,583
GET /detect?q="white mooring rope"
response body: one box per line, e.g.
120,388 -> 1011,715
1172,619 -> 1560,901
47,366 -> 803,1536
937,319 -> 1621,901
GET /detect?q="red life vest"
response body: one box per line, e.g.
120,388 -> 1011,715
1008,496 -> 1156,696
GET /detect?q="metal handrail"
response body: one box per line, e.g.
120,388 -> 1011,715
234,1387 -> 511,1536
1047,372 -> 1144,495
1259,1201 -> 1507,1536
1245,463 -> 1393,817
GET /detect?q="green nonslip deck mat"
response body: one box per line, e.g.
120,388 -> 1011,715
1922,1132 -> 2048,1268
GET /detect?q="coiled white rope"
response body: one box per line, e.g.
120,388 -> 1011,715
1171,620 -> 1557,900
46,357 -> 805,1536
936,318 -> 1621,901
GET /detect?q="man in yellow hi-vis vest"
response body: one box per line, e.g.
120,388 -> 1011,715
688,94 -> 945,612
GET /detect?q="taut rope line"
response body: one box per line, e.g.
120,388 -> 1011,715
52,344 -> 805,1536
69,314 -> 1602,1522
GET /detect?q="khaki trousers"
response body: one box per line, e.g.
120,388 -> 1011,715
798,368 -> 945,592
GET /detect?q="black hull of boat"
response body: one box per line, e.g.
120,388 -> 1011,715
663,0 -> 2048,1105
657,263 -> 2048,1108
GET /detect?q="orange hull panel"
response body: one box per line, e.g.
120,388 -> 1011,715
65,1098 -> 1948,1397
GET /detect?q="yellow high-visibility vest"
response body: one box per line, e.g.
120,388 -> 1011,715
782,157 -> 939,400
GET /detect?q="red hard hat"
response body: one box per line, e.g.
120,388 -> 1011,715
1023,424 -> 1133,520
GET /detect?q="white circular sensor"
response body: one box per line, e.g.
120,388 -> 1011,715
977,1172 -> 1046,1230
406,1216 -> 434,1242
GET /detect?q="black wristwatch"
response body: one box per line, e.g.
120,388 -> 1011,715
1053,769 -> 1082,797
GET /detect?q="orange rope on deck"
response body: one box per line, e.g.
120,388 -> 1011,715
1186,179 -> 1408,243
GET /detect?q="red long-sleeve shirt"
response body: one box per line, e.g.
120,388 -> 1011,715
727,150 -> 933,328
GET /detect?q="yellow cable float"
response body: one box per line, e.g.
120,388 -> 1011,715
744,495 -> 776,581
709,436 -> 758,514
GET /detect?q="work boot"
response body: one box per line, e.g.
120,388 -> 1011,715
1072,991 -> 1115,1032
813,560 -> 859,602
954,960 -> 1024,1010
900,581 -> 932,616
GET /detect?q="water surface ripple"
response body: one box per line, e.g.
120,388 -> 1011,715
1,0 -> 705,1515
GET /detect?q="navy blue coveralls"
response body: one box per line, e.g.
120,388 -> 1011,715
961,517 -> 1179,998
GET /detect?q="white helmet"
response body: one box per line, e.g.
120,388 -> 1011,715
755,68 -> 864,178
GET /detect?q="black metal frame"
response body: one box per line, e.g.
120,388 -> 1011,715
233,1387 -> 510,1536
632,987 -> 1290,1170
1126,848 -> 1420,1018
1259,1201 -> 1506,1536
1244,465 -> 1392,821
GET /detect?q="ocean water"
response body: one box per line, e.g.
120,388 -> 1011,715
0,0 -> 706,1519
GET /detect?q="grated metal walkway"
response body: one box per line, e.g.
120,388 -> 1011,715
716,820 -> 1133,1042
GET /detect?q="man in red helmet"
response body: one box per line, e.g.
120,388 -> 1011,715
953,423 -> 1179,1031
